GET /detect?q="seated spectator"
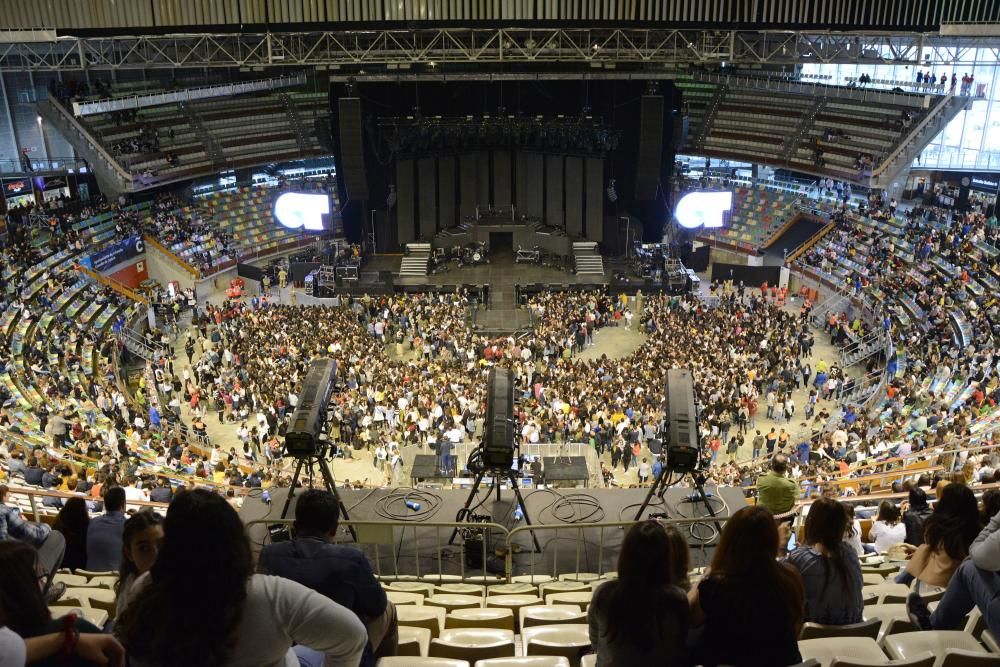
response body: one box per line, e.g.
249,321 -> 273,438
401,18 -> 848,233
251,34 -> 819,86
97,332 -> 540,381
115,489 -> 366,667
981,489 -> 1000,524
0,540 -> 123,666
899,483 -> 981,592
903,487 -> 934,546
114,512 -> 163,618
909,501 -> 1000,638
52,498 -> 90,572
689,506 -> 804,667
865,500 -> 906,553
785,497 -> 863,625
756,454 -> 798,516
258,489 -> 396,665
0,625 -> 124,666
85,486 -> 126,572
663,523 -> 693,591
588,520 -> 689,666
844,504 -> 864,556
0,485 -> 64,594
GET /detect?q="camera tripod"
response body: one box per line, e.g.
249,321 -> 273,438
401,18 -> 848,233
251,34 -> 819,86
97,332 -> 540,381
448,466 -> 542,553
280,453 -> 358,542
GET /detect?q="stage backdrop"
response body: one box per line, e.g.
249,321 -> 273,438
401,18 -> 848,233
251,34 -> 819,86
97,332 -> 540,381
710,262 -> 780,286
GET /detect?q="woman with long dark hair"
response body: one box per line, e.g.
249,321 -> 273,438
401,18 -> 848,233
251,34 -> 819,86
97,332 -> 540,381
901,483 -> 981,590
115,489 -> 366,667
0,541 -> 124,666
114,511 -> 163,617
689,506 -> 804,667
587,520 -> 689,666
52,497 -> 90,572
785,497 -> 863,625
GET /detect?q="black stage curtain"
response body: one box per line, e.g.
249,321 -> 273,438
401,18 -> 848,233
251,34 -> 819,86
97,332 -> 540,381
710,263 -> 780,286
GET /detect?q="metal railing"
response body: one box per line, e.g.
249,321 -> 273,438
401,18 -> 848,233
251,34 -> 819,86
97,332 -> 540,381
41,99 -> 132,185
870,91 -> 956,179
688,71 -> 932,108
0,157 -> 87,175
72,73 -> 307,116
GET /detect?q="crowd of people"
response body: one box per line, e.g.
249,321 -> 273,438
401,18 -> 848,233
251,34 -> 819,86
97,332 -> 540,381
170,283 -> 823,488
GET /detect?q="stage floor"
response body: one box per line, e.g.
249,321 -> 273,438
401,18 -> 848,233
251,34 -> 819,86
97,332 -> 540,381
367,253 -> 608,333
243,484 -> 749,576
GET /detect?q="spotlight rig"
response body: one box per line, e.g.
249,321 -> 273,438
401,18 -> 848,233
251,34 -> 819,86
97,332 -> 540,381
448,367 -> 541,553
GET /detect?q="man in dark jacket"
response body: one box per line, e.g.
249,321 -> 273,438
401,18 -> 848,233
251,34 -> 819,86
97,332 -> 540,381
904,487 -> 934,546
258,489 -> 396,666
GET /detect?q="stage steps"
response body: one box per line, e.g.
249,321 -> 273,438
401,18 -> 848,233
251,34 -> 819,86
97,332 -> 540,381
573,241 -> 604,276
399,243 -> 431,277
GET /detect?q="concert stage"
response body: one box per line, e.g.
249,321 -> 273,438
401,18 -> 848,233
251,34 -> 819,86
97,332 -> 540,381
242,484 -> 749,574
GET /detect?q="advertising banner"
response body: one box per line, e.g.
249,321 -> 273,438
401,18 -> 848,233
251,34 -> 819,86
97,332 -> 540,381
81,235 -> 146,273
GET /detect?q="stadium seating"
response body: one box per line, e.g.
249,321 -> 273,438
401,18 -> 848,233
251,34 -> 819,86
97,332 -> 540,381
699,183 -> 802,248
678,79 -> 931,182
78,86 -> 331,185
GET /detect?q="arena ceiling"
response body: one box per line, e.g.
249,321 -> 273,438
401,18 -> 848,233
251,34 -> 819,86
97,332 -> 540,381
0,0 -> 996,72
3,0 -> 998,31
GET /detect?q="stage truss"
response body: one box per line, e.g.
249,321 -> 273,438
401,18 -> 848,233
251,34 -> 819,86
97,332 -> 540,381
0,29 -> 997,71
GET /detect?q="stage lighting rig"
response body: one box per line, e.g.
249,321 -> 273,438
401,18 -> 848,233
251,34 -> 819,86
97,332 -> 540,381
279,359 -> 356,540
634,369 -> 722,541
449,368 -> 541,552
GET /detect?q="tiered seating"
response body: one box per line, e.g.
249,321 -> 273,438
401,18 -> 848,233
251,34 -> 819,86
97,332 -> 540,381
699,183 -> 800,248
386,574 -> 609,663
79,87 -> 331,185
704,88 -> 813,161
189,93 -> 300,163
200,180 -> 339,261
679,79 -> 930,182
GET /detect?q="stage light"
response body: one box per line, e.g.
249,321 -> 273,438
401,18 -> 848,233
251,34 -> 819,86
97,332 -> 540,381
606,179 -> 618,203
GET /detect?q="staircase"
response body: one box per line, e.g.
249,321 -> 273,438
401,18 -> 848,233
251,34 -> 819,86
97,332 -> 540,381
120,328 -> 165,362
399,243 -> 432,277
180,103 -> 224,166
869,94 -> 973,190
781,98 -> 826,160
278,92 -> 310,154
36,99 -> 133,197
836,369 -> 884,407
839,329 -> 886,367
573,242 -> 605,276
809,292 -> 849,329
692,84 -> 728,149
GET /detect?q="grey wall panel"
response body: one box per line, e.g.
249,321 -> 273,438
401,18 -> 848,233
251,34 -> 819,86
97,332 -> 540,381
459,153 -> 477,217
417,156 -> 437,239
476,150 -> 490,208
493,149 -> 511,207
585,157 -> 603,242
518,152 -> 544,218
545,154 -> 564,229
396,158 -> 415,245
438,155 -> 456,231
564,156 -> 583,238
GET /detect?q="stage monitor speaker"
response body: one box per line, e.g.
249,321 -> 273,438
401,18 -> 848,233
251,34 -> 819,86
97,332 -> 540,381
337,97 -> 369,200
634,96 -> 664,201
483,367 -> 514,468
